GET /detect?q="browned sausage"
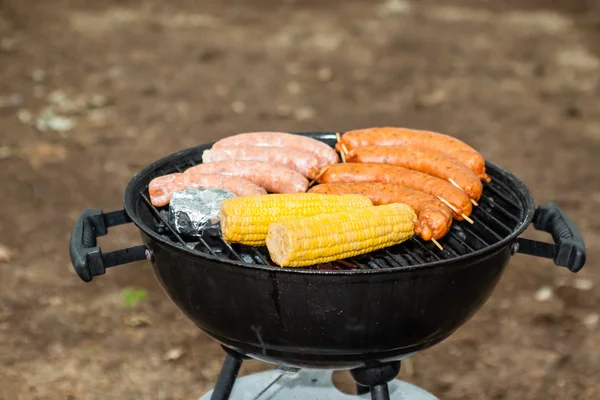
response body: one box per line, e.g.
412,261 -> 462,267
184,160 -> 309,194
148,173 -> 267,207
203,146 -> 320,179
345,146 -> 483,202
316,163 -> 472,220
212,131 -> 339,167
336,127 -> 491,182
308,182 -> 453,241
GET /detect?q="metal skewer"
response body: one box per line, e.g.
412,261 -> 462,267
437,196 -> 474,224
448,178 -> 478,206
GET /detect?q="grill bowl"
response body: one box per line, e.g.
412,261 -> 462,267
144,234 -> 511,368
70,132 -> 585,370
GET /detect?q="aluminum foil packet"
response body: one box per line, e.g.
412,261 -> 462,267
169,188 -> 236,237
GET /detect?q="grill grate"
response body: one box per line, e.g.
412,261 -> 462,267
139,155 -> 526,271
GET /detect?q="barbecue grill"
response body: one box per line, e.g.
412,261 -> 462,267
69,132 -> 586,400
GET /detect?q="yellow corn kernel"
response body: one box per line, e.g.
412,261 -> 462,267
220,193 -> 373,246
266,203 -> 417,267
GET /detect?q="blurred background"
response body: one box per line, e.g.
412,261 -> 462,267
1,0 -> 599,399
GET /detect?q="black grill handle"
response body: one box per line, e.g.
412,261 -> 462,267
69,208 -> 149,282
517,203 -> 586,272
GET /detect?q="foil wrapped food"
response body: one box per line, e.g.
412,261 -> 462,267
169,188 -> 236,237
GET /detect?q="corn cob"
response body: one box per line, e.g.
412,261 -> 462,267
219,193 -> 373,246
266,203 -> 417,267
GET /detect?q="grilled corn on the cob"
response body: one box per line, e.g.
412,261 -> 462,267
266,203 -> 417,267
219,193 -> 373,246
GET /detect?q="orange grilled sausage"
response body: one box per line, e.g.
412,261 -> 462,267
148,173 -> 267,207
336,127 -> 491,182
316,163 -> 472,221
184,160 -> 309,194
203,146 -> 321,179
345,146 -> 483,202
308,182 -> 453,241
212,131 -> 339,168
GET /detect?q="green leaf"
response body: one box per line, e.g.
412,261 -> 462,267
121,287 -> 147,308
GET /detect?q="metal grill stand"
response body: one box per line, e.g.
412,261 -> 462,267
204,349 -> 438,400
210,349 -> 249,400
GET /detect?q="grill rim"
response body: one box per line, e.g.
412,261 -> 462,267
123,131 -> 536,275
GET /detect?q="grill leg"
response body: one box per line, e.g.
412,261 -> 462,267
356,384 -> 370,395
370,384 -> 390,400
210,349 -> 246,400
349,361 -> 401,400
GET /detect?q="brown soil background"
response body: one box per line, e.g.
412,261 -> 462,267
1,0 -> 599,399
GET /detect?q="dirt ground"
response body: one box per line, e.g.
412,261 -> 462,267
1,0 -> 599,399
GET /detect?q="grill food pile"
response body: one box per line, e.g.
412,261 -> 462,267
147,128 -> 492,267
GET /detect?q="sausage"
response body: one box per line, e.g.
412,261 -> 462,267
308,182 -> 453,241
316,163 -> 472,220
148,173 -> 267,207
202,146 -> 321,179
345,146 -> 483,202
336,127 -> 491,183
184,160 -> 309,194
212,131 -> 339,168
